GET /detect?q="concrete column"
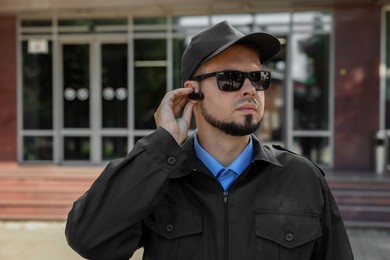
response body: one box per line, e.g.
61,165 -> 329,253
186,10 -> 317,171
334,5 -> 380,170
0,16 -> 17,161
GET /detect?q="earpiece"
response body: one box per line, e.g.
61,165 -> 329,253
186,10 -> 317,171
188,92 -> 204,100
185,81 -> 204,100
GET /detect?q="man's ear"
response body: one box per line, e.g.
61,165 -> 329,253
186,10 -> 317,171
184,81 -> 204,101
184,80 -> 198,90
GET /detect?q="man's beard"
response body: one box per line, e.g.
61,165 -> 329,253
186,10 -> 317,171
200,102 -> 261,136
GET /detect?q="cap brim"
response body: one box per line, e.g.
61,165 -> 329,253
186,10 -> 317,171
200,32 -> 281,65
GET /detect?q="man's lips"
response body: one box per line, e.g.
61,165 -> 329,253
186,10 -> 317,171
236,103 -> 258,113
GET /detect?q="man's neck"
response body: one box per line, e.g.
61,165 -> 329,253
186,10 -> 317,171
196,127 -> 250,167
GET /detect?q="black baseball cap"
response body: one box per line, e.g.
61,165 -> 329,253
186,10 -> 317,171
181,20 -> 281,84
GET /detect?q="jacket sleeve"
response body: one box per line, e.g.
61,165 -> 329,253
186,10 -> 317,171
313,169 -> 354,260
65,128 -> 190,260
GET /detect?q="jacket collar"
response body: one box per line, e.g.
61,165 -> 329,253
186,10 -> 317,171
181,133 -> 284,170
251,134 -> 284,167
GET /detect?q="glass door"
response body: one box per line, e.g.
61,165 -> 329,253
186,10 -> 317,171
59,41 -> 128,164
100,43 -> 129,161
255,35 -> 287,146
61,43 -> 92,163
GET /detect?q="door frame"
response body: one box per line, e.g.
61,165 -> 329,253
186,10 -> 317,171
56,37 -> 128,165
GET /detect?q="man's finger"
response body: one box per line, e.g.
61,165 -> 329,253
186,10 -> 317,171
181,101 -> 194,125
161,88 -> 194,106
173,96 -> 189,115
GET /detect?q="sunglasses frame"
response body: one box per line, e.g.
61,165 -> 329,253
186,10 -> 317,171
191,70 -> 271,91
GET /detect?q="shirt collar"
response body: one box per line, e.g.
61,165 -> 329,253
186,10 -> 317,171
193,131 -> 254,177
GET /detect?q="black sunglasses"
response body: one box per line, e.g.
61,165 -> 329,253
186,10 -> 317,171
191,70 -> 271,91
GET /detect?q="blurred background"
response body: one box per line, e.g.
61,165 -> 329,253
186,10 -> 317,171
0,0 -> 390,259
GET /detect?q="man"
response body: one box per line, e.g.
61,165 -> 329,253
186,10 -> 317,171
66,21 -> 354,260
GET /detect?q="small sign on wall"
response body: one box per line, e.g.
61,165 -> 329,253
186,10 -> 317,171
28,39 -> 49,54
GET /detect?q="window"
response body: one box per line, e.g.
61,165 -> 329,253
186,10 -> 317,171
134,39 -> 167,129
19,12 -> 332,166
385,11 -> 390,129
22,40 -> 53,130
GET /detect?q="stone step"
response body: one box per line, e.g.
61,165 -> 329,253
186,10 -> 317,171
326,176 -> 390,227
1,166 -> 390,225
340,206 -> 390,228
0,205 -> 70,220
0,168 -> 97,220
327,176 -> 390,187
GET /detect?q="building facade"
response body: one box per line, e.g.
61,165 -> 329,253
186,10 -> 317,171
0,1 -> 387,171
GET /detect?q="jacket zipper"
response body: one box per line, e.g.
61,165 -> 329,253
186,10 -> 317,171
223,191 -> 229,260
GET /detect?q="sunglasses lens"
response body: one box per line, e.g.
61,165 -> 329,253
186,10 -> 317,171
260,72 -> 271,90
248,72 -> 261,90
216,71 -> 244,91
216,71 -> 271,91
250,71 -> 271,91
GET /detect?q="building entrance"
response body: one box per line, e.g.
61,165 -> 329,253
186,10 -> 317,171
59,41 -> 128,164
19,14 -> 333,167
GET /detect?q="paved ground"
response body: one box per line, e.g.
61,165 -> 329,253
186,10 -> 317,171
0,221 -> 144,260
0,221 -> 389,260
347,228 -> 390,260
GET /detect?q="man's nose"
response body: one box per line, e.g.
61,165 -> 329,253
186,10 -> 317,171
241,78 -> 257,96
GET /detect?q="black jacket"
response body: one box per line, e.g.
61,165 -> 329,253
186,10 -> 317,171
66,128 -> 354,260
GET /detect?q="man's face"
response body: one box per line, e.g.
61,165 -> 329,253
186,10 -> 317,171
194,44 -> 265,136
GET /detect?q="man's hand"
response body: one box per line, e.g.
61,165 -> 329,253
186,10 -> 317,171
154,88 -> 195,145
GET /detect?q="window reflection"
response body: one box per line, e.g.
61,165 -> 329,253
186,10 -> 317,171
292,34 -> 329,130
101,44 -> 128,128
102,137 -> 128,160
294,137 -> 330,164
63,44 -> 90,128
64,137 -> 90,160
22,41 -> 53,129
23,136 -> 53,160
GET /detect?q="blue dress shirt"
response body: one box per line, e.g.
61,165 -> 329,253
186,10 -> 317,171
194,131 -> 254,191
